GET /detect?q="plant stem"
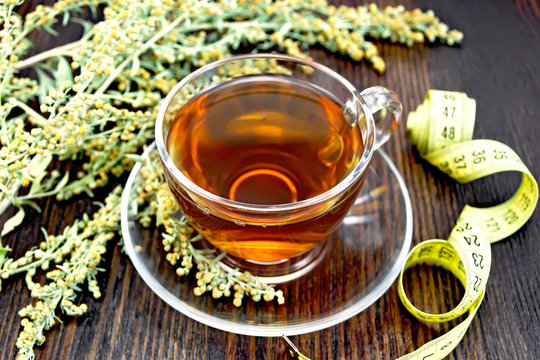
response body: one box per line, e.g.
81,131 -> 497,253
15,39 -> 88,71
185,21 -> 278,33
13,100 -> 47,126
95,16 -> 186,97
16,189 -> 59,202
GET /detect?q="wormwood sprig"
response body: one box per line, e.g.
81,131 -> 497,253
0,0 -> 462,235
135,151 -> 285,306
0,0 -> 106,105
0,186 -> 123,360
0,0 -> 463,358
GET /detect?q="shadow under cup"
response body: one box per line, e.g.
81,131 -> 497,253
155,54 -> 400,278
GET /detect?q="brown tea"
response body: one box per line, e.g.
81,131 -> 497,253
165,75 -> 365,262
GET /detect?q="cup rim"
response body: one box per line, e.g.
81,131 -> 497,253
155,53 -> 376,212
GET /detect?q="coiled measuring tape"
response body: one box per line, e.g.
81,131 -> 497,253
284,90 -> 538,360
397,90 -> 538,359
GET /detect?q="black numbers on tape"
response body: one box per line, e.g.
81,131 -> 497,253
441,126 -> 456,139
456,222 -> 473,233
443,106 -> 456,118
518,194 -> 531,211
472,253 -> 484,269
439,161 -> 453,174
472,149 -> 486,164
417,245 -> 436,260
438,246 -> 454,260
443,93 -> 456,101
485,217 -> 501,232
494,149 -> 508,160
453,154 -> 467,169
473,275 -> 482,292
503,208 -> 519,225
463,234 -> 480,246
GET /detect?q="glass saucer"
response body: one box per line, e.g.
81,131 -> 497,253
121,145 -> 412,336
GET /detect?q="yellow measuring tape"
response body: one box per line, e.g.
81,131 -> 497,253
284,90 -> 538,359
397,90 -> 538,359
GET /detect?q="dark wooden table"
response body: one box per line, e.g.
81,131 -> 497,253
2,0 -> 539,359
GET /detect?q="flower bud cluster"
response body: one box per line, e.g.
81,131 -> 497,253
10,186 -> 123,359
136,151 -> 285,307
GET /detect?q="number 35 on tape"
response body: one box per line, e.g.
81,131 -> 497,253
398,90 -> 538,360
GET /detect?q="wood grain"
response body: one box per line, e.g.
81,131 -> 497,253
1,0 -> 539,359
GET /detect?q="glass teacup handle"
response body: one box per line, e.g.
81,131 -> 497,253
360,86 -> 402,150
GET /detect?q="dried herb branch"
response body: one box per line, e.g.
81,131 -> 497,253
0,0 -> 463,358
0,0 -> 463,233
1,186 -> 122,360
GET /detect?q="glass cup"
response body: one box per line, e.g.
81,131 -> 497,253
155,54 -> 402,277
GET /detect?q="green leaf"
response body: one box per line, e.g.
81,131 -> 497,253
56,265 -> 70,273
279,23 -> 292,36
1,208 -> 25,237
0,244 -> 11,269
19,200 -> 41,213
124,153 -> 143,163
72,18 -> 94,36
30,171 -> 47,193
55,56 -> 73,88
62,11 -> 70,26
215,17 -> 224,31
34,67 -> 55,104
83,187 -> 94,197
28,154 -> 53,178
53,172 -> 70,192
89,4 -> 98,18
41,170 -> 61,192
130,56 -> 140,76
42,24 -> 59,36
